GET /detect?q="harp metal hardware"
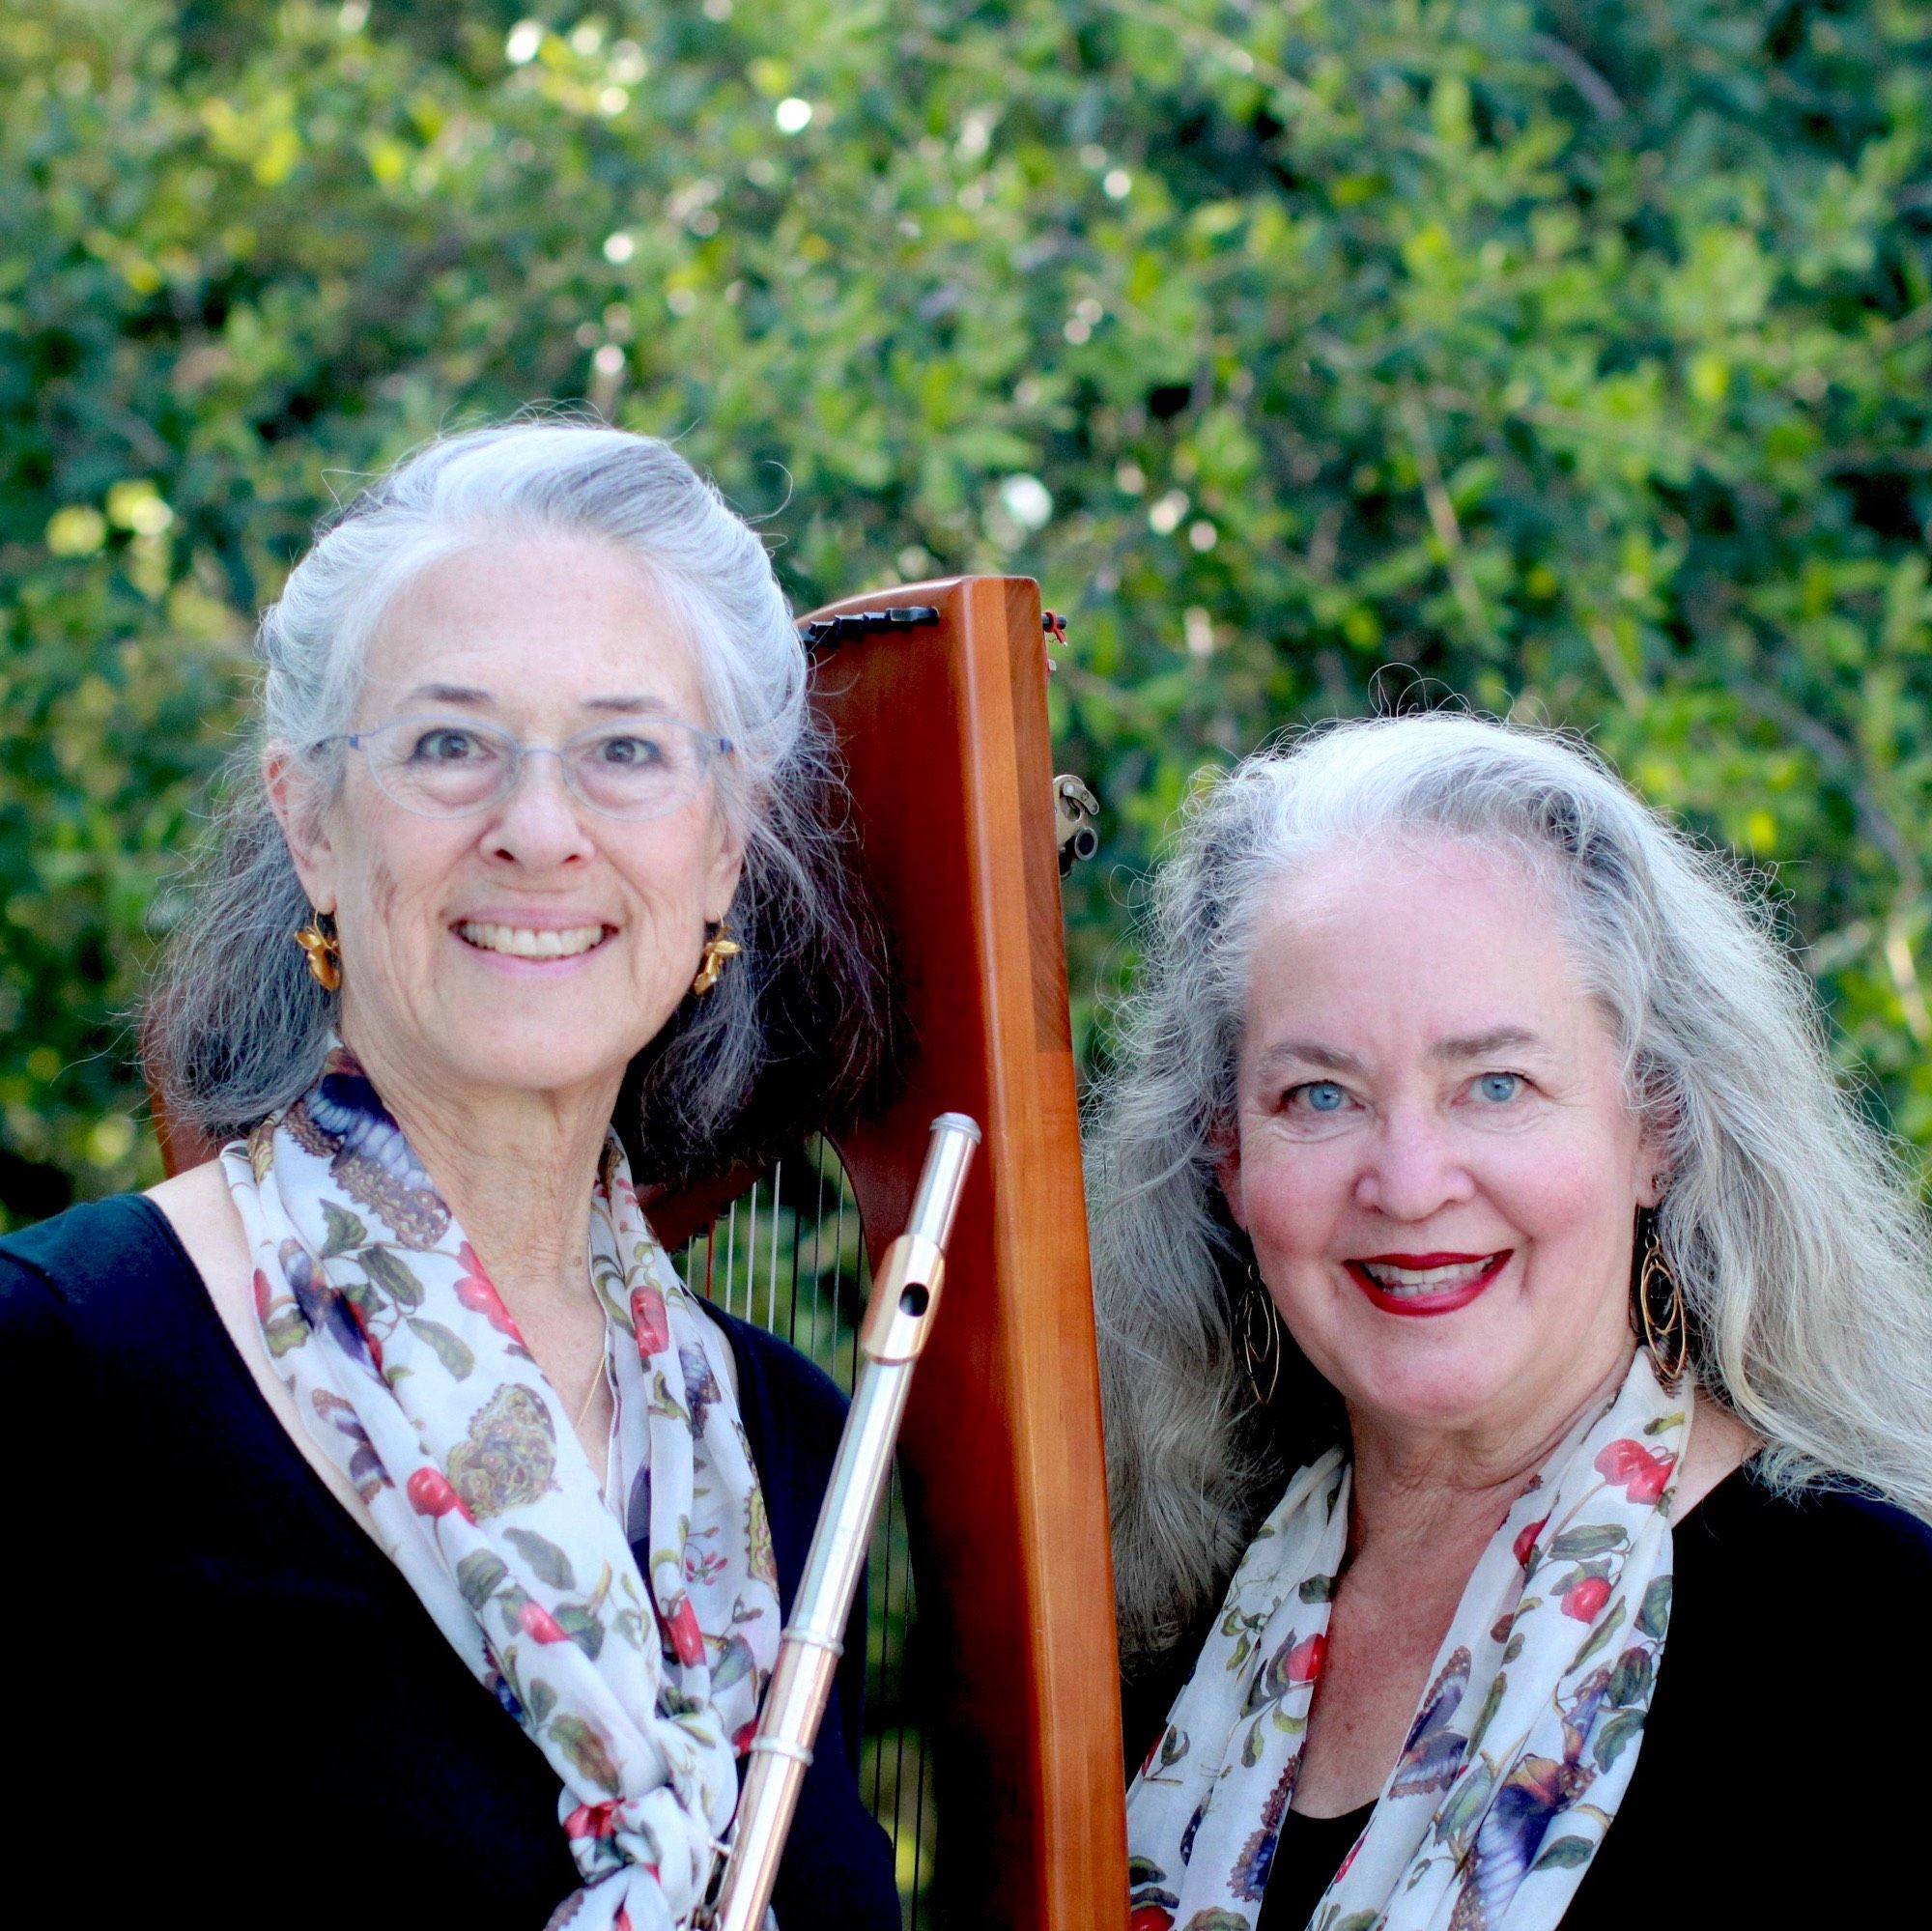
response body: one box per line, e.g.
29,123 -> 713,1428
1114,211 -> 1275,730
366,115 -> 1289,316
1054,774 -> 1100,875
798,605 -> 941,655
1042,609 -> 1067,644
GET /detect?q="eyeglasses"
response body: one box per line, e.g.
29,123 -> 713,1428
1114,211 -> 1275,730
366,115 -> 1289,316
313,715 -> 734,822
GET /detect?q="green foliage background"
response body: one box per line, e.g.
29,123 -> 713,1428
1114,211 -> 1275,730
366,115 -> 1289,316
4,0 -> 1931,1226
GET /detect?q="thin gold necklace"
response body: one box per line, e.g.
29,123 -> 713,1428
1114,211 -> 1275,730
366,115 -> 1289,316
572,1344 -> 609,1434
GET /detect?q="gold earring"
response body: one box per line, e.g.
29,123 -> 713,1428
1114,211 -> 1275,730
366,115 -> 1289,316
1634,1217 -> 1690,1384
691,922 -> 742,998
1240,1264 -> 1282,1408
295,912 -> 342,993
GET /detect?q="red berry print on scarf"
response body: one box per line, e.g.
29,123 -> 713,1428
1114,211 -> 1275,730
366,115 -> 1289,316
1514,1515 -> 1548,1569
631,1284 -> 671,1358
565,1801 -> 620,1841
1594,1436 -> 1674,1505
1285,1633 -> 1326,1684
1561,1575 -> 1612,1621
665,1595 -> 706,1666
453,1242 -> 524,1342
406,1466 -> 470,1519
1129,1907 -> 1174,1931
519,1600 -> 572,1644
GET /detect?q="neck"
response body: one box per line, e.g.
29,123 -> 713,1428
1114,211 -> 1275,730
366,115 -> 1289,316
1345,1349 -> 1634,1566
341,1026 -> 622,1315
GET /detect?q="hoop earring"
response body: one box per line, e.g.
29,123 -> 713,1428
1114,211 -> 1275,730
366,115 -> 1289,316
691,922 -> 742,998
1633,1210 -> 1690,1384
1240,1264 -> 1283,1408
294,911 -> 342,993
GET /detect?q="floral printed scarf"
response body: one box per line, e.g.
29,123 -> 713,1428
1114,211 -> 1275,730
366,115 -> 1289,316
223,1043 -> 781,1931
1127,1352 -> 1691,1931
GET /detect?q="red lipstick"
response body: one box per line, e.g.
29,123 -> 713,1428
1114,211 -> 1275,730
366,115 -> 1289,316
1345,1251 -> 1509,1318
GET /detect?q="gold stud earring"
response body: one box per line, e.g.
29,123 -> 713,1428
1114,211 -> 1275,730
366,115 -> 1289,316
295,911 -> 342,992
691,922 -> 741,998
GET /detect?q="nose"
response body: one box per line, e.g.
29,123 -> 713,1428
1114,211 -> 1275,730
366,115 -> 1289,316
1352,1100 -> 1475,1222
481,750 -> 596,870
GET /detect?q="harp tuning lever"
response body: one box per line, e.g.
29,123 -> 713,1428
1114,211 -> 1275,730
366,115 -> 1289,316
1054,774 -> 1100,875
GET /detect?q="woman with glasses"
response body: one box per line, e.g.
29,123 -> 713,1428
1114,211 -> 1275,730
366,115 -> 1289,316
0,424 -> 901,1931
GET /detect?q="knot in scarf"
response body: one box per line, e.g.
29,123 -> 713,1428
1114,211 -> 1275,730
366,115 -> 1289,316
225,1044 -> 781,1930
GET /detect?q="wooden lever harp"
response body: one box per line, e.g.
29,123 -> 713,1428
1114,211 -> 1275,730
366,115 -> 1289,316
702,1112 -> 982,1931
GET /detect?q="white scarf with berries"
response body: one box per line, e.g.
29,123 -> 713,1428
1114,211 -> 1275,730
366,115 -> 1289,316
223,1043 -> 781,1931
1126,1352 -> 1691,1931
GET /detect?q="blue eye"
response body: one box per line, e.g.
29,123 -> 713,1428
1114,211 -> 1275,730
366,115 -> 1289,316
1299,1082 -> 1348,1113
1476,1072 -> 1522,1103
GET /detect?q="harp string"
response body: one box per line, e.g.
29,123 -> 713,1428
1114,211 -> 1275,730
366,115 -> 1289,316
676,1135 -> 937,1922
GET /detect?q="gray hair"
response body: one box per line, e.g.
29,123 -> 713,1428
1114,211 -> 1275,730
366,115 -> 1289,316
1090,713 -> 1932,1662
145,420 -> 885,1177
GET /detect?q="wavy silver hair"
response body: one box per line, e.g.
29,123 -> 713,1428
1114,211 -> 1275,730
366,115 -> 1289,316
1090,713 -> 1932,1662
146,420 -> 884,1176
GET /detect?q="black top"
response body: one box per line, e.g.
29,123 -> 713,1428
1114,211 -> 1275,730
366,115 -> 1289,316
0,1196 -> 900,1931
1126,1459 -> 1932,1928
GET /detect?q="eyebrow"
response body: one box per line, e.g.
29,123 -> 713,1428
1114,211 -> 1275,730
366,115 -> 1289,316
1255,1026 -> 1545,1078
1255,1039 -> 1369,1078
399,684 -> 676,716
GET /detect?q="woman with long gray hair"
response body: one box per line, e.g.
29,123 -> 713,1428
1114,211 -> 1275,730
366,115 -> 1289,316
1094,714 -> 1932,1930
0,422 -> 899,1931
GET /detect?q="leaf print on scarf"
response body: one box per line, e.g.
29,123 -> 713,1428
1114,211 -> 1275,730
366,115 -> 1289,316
445,1383 -> 559,1519
550,1714 -> 623,1796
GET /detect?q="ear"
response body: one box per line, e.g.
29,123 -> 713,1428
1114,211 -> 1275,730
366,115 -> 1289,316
1634,1095 -> 1676,1211
1214,1131 -> 1248,1233
1634,1126 -> 1668,1210
264,743 -> 339,915
701,807 -> 749,926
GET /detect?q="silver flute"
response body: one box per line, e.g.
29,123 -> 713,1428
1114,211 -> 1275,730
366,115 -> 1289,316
701,1112 -> 981,1931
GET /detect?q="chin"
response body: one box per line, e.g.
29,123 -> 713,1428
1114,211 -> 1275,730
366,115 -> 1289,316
438,1025 -> 639,1103
1335,1350 -> 1525,1437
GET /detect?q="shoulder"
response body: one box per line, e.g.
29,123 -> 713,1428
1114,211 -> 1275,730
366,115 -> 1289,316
700,1299 -> 850,1453
0,1193 -> 194,1326
1684,1461 -> 1932,1582
0,1195 -> 215,1439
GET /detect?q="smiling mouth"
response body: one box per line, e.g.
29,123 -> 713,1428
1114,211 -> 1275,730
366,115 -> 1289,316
1346,1251 -> 1510,1315
454,921 -> 611,960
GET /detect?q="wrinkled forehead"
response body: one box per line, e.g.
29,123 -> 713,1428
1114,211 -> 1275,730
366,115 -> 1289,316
353,532 -> 710,729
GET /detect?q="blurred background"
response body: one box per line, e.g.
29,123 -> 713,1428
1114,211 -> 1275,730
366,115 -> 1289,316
4,0 -> 1931,1228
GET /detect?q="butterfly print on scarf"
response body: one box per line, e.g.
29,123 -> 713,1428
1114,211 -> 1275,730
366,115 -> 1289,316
1391,1646 -> 1472,1799
285,1054 -> 450,1250
1446,1664 -> 1613,1929
446,1382 -> 560,1519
